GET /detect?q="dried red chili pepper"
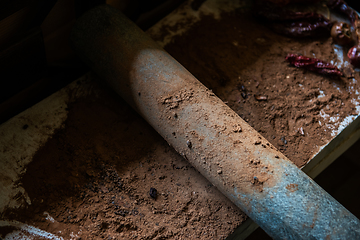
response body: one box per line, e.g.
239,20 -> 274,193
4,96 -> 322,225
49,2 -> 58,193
286,53 -> 343,76
271,15 -> 332,38
327,0 -> 358,26
347,45 -> 360,67
262,0 -> 320,7
255,1 -> 327,22
327,0 -> 360,68
254,0 -> 332,38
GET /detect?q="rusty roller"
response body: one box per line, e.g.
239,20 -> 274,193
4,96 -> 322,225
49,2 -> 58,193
70,5 -> 360,239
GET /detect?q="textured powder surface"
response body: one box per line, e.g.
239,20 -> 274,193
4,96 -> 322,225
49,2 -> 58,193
162,12 -> 359,167
1,79 -> 246,239
2,3 -> 360,240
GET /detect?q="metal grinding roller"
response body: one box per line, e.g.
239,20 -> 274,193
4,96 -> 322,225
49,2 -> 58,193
70,5 -> 360,239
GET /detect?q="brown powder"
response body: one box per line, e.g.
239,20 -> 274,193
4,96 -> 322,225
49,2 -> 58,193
163,12 -> 358,167
2,6 -> 360,240
1,83 -> 246,239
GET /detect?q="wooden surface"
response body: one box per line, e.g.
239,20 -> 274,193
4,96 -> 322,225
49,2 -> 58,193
1,0 -> 360,239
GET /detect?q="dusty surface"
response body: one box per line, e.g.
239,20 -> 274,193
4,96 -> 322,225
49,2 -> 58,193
161,11 -> 359,167
2,1 -> 360,240
1,80 -> 246,239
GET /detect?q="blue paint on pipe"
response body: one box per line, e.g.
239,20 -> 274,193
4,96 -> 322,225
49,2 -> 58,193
231,158 -> 360,239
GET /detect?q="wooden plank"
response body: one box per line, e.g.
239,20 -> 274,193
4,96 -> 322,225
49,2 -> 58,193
226,219 -> 259,240
302,116 -> 360,178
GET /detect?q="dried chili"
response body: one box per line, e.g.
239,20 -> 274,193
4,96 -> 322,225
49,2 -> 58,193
347,45 -> 360,67
286,53 -> 343,76
254,0 -> 332,38
327,0 -> 360,68
271,16 -> 332,38
255,1 -> 326,21
327,0 -> 358,26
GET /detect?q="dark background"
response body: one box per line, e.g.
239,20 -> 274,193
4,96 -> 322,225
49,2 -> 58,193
0,0 -> 186,124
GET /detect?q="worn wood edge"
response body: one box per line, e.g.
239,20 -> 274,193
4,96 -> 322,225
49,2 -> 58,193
0,74 -> 92,212
226,218 -> 259,240
302,115 -> 360,179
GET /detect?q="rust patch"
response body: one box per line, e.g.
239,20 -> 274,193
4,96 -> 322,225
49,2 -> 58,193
286,183 -> 299,192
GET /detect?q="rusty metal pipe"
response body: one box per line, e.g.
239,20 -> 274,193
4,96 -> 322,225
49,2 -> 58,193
70,5 -> 360,239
